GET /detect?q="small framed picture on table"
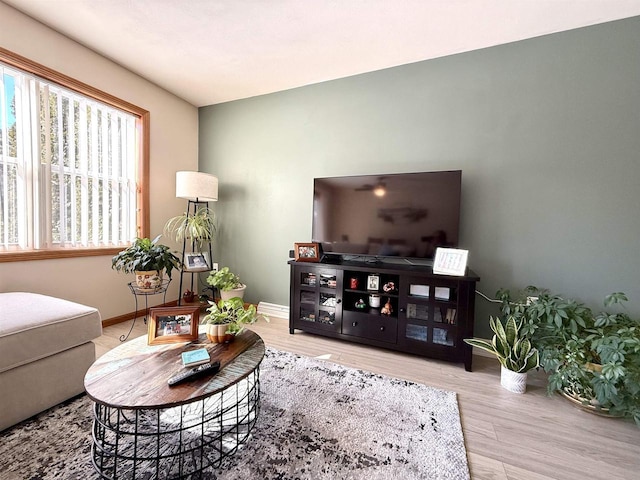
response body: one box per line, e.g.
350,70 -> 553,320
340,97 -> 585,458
148,306 -> 200,345
367,274 -> 380,291
294,242 -> 321,262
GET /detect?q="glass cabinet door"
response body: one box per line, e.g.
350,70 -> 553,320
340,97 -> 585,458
300,272 -> 317,287
404,322 -> 429,343
432,326 -> 455,346
399,277 -> 458,349
295,267 -> 341,332
406,303 -> 429,321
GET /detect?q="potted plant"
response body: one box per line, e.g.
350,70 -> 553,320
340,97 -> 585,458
202,297 -> 268,343
164,206 -> 216,249
498,287 -> 640,425
464,316 -> 539,393
111,235 -> 182,291
206,266 -> 246,300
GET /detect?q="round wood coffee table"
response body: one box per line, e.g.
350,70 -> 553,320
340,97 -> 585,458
84,328 -> 264,479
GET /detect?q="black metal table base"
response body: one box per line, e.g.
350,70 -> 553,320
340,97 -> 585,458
90,368 -> 260,479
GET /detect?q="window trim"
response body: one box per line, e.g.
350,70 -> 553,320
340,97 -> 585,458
0,46 -> 149,263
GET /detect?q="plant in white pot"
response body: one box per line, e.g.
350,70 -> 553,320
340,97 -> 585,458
206,267 -> 246,300
465,316 -> 539,394
111,235 -> 182,291
203,297 -> 268,343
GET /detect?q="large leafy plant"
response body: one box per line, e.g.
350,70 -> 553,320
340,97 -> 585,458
111,235 -> 182,279
465,316 -> 539,373
498,287 -> 640,426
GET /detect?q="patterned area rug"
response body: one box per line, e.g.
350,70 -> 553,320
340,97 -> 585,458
0,348 -> 469,480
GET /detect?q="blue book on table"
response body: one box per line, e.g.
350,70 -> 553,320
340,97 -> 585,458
181,348 -> 210,367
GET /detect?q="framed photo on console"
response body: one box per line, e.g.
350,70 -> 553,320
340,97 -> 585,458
433,247 -> 469,276
148,306 -> 200,345
294,242 -> 321,262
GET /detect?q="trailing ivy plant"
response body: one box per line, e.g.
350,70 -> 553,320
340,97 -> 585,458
207,266 -> 243,292
203,297 -> 268,336
497,287 -> 640,426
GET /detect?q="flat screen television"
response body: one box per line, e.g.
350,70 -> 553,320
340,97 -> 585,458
312,170 -> 461,264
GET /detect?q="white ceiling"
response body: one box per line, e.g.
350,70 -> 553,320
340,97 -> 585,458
4,0 -> 640,107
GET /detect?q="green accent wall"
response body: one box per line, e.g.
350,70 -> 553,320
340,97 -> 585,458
199,17 -> 640,337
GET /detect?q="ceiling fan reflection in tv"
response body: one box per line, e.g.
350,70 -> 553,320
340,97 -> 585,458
355,176 -> 387,197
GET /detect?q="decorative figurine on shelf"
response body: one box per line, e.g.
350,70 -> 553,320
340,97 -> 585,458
355,298 -> 367,309
381,298 -> 393,316
383,281 -> 396,293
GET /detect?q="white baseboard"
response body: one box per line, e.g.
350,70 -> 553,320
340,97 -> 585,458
257,302 -> 289,319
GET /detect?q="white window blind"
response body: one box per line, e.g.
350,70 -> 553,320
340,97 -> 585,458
0,62 -> 138,251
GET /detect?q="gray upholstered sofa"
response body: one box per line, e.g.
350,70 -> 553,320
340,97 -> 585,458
0,292 -> 103,431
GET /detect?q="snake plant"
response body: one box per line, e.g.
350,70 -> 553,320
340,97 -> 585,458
465,316 -> 539,373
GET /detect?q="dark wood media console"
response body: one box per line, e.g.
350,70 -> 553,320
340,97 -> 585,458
288,259 -> 480,371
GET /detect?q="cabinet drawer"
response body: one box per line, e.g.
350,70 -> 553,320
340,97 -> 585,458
342,311 -> 397,343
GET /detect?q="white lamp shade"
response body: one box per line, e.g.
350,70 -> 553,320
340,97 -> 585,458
175,171 -> 218,201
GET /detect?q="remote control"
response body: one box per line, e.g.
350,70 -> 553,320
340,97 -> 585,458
167,361 -> 221,386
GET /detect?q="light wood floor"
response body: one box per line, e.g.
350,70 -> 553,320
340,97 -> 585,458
96,317 -> 640,480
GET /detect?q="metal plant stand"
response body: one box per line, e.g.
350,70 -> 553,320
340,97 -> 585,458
178,199 -> 214,306
121,279 -> 171,342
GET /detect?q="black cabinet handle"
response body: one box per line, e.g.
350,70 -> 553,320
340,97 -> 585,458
352,322 -> 357,327
336,299 -> 342,304
380,326 -> 385,331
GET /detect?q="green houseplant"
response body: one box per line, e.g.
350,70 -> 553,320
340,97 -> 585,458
202,297 -> 268,343
206,266 -> 246,300
163,206 -> 216,249
111,235 -> 182,291
465,316 -> 539,393
498,287 -> 640,425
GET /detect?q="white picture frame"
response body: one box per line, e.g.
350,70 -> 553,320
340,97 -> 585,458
433,248 -> 468,276
184,252 -> 210,272
366,274 -> 380,291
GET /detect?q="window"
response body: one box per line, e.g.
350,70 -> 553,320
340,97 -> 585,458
0,47 -> 149,262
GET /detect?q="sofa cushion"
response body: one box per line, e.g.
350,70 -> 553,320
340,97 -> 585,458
0,292 -> 102,374
0,342 -> 96,432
